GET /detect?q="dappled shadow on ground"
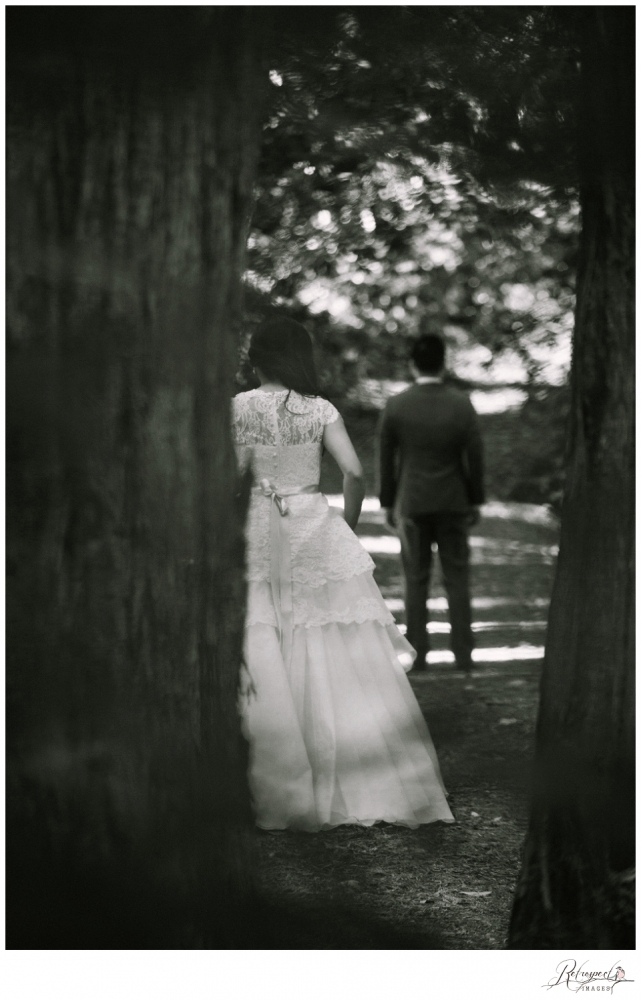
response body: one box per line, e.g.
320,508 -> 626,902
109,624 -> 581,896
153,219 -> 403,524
255,506 -> 557,948
255,663 -> 540,950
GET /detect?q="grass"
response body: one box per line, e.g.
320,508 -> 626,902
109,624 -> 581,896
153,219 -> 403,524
251,500 -> 558,949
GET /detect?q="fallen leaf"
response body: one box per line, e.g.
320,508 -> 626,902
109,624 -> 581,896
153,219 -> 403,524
498,717 -> 518,725
492,816 -> 502,824
507,679 -> 526,687
461,891 -> 491,897
470,811 -> 480,817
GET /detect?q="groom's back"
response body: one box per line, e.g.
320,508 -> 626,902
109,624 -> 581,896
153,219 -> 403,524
379,382 -> 484,514
390,382 -> 473,451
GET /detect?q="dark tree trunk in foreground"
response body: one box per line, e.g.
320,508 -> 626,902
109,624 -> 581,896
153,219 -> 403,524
7,9 -> 266,947
509,8 -> 634,948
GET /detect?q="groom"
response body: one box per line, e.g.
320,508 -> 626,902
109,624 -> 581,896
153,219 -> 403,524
379,334 -> 485,672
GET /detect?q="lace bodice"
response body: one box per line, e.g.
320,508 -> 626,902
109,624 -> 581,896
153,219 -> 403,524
232,389 -> 340,491
232,388 -> 340,446
233,388 -> 380,617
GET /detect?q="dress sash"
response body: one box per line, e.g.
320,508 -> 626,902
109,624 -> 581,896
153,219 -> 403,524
254,479 -> 320,668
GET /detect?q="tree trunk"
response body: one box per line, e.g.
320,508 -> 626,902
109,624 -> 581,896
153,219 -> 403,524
508,8 -> 635,948
6,8 -> 267,947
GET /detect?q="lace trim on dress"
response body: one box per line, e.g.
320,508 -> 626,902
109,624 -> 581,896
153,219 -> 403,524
245,547 -> 375,586
246,593 -> 394,630
293,596 -> 394,629
246,567 -> 375,587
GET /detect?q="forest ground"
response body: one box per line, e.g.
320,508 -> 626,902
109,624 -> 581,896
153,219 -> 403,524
251,419 -> 559,948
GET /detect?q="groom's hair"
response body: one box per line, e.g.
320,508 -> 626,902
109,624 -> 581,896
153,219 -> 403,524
411,334 -> 445,374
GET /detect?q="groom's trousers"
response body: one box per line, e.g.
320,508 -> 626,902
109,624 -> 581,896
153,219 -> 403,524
398,511 -> 474,671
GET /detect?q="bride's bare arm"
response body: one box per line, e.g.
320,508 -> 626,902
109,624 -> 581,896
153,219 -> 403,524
323,416 -> 365,531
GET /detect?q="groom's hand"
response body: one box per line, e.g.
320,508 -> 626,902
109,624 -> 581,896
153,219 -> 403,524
385,508 -> 397,530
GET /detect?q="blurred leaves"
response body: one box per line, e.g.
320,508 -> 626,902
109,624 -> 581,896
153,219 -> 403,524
483,386 -> 570,509
243,7 -> 581,392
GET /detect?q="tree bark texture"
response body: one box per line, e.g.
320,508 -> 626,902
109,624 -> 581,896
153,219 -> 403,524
6,9 -> 267,947
509,8 -> 635,948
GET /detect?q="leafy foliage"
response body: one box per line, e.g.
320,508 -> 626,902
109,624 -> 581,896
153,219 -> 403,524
481,387 -> 570,510
241,8 -> 580,392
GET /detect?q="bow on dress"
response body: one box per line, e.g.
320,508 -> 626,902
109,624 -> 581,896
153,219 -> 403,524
256,478 -> 319,668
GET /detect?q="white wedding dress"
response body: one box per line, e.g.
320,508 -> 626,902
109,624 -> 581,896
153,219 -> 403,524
233,388 -> 454,831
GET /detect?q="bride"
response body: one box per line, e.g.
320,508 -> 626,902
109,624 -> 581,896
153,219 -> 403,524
233,317 -> 454,832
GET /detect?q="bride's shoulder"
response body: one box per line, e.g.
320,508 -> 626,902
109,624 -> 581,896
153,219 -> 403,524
231,390 -> 259,422
315,396 -> 341,424
287,392 -> 339,422
232,388 -> 260,406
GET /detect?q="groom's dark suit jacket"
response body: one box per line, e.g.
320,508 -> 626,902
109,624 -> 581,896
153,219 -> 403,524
379,381 -> 485,515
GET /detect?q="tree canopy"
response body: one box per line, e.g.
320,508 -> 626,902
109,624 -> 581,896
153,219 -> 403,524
240,7 -> 581,393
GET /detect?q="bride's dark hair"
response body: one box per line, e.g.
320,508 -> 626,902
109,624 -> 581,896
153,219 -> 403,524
248,317 -> 324,403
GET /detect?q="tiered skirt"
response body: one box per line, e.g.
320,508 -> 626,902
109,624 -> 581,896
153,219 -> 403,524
241,567 -> 455,831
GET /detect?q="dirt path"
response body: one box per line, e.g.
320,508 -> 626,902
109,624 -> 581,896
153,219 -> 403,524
253,503 -> 558,949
